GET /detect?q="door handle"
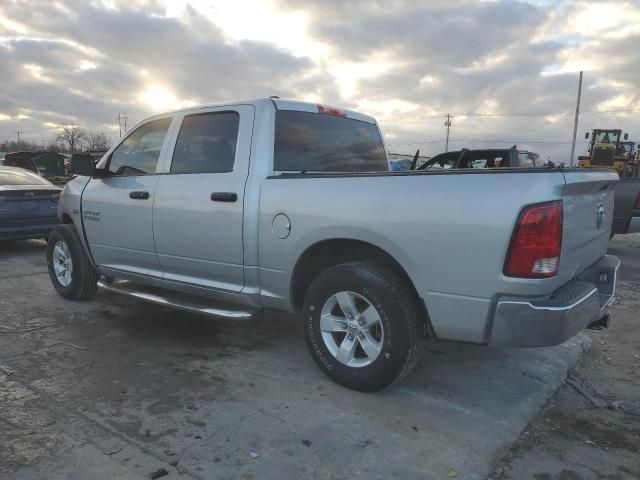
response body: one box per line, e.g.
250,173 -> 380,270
211,192 -> 238,202
129,191 -> 150,200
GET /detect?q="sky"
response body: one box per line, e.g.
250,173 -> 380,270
1,0 -> 639,160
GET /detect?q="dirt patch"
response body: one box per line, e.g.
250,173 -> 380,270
492,274 -> 640,480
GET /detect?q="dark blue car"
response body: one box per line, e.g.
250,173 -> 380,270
0,166 -> 61,241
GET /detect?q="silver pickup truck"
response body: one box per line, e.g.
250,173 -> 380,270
48,98 -> 620,391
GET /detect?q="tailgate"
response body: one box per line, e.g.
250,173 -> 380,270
561,169 -> 619,277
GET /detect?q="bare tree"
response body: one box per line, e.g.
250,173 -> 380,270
45,140 -> 62,153
56,125 -> 87,153
2,139 -> 40,153
86,131 -> 111,151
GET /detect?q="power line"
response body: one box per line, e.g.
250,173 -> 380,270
387,138 -> 574,147
419,109 -> 640,118
13,130 -> 23,142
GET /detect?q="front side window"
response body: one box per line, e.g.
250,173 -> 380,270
171,112 -> 239,174
274,110 -> 388,172
107,118 -> 172,175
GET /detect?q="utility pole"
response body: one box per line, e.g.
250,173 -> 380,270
117,112 -> 128,137
569,71 -> 583,167
444,114 -> 452,152
13,130 -> 23,143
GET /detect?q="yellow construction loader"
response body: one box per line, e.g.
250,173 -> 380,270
578,129 -> 638,178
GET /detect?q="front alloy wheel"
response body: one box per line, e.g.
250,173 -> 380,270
52,240 -> 73,287
47,224 -> 98,300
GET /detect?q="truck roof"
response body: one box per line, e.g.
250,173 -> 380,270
156,98 -> 377,125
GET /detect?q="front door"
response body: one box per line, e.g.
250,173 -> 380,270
153,106 -> 254,292
82,116 -> 174,277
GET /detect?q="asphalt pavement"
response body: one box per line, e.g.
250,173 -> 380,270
0,238 -> 618,480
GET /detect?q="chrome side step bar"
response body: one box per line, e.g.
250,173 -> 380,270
97,280 -> 257,319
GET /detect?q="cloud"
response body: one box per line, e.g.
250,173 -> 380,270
0,0 -> 639,161
277,0 -> 640,159
0,0 -> 315,142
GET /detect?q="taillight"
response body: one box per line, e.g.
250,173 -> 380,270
318,104 -> 346,117
50,193 -> 60,203
635,193 -> 640,210
505,201 -> 563,278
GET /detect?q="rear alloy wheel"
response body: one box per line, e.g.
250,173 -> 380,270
47,224 -> 98,300
320,291 -> 384,368
303,262 -> 425,392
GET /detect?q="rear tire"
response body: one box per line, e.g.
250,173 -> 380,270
47,225 -> 98,300
303,262 -> 424,392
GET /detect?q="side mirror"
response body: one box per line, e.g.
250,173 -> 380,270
70,155 -> 97,176
585,132 -> 590,139
624,133 -> 629,140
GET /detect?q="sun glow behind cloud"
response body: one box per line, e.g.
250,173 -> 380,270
136,85 -> 199,112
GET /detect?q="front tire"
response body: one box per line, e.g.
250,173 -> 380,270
303,262 -> 424,392
47,225 -> 98,300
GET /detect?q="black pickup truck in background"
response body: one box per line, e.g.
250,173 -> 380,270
408,146 -> 639,237
415,145 -> 543,170
612,178 -> 640,235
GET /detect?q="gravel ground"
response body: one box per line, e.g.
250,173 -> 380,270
491,233 -> 640,480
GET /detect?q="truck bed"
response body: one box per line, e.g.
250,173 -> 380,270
259,167 -> 618,343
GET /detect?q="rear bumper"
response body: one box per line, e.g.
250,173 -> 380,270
489,255 -> 620,347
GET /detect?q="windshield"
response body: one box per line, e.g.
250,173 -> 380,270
0,169 -> 50,186
274,110 -> 388,172
594,131 -> 620,144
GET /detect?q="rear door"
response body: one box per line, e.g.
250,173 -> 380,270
152,105 -> 254,292
82,116 -> 175,277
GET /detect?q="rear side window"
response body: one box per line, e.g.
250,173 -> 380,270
274,110 -> 388,172
171,112 -> 239,174
0,169 -> 49,186
107,118 -> 171,175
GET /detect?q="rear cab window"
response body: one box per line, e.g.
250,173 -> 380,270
274,110 -> 388,172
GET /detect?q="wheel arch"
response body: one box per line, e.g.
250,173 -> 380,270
290,238 -> 421,313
